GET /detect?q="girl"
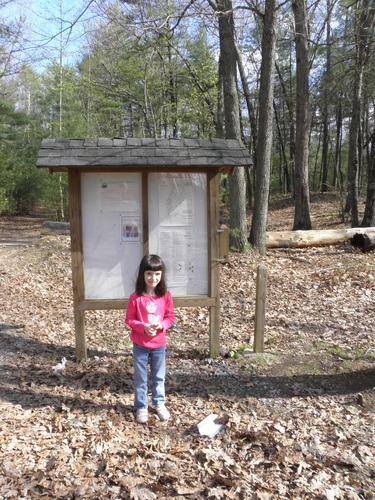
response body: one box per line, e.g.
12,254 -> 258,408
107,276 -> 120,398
125,254 -> 175,424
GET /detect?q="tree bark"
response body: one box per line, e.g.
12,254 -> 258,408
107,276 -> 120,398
216,55 -> 225,138
361,130 -> 375,226
167,43 -> 178,138
346,0 -> 375,227
292,0 -> 312,230
235,42 -> 257,171
321,0 -> 332,193
333,98 -> 343,190
249,0 -> 277,255
273,100 -> 290,193
312,122 -> 323,190
217,0 -> 247,251
275,61 -> 294,192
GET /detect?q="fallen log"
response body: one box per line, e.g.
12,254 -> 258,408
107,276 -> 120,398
350,233 -> 375,252
266,227 -> 375,249
41,221 -> 70,235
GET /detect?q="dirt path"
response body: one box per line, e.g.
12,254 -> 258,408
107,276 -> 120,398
0,216 -> 43,245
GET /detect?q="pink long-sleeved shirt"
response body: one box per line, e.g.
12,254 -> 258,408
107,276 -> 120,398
125,291 -> 175,348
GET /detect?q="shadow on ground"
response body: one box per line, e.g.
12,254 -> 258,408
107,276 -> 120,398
1,327 -> 374,414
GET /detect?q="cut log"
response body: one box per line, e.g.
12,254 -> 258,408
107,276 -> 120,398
266,227 -> 375,249
350,233 -> 375,252
41,221 -> 70,235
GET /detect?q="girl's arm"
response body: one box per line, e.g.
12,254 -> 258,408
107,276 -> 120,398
125,295 -> 145,334
161,292 -> 175,331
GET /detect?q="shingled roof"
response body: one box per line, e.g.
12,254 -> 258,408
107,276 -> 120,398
36,137 -> 251,170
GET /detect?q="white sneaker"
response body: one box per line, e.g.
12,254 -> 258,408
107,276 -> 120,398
156,404 -> 170,421
136,408 -> 148,424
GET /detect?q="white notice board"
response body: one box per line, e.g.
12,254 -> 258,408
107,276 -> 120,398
81,173 -> 143,299
148,173 -> 208,296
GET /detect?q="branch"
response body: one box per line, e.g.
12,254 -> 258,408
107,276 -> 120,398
310,1 -> 338,66
0,21 -> 23,80
166,40 -> 217,123
276,0 -> 291,10
169,0 -> 198,32
206,0 -> 218,11
244,0 -> 265,17
19,0 -> 96,52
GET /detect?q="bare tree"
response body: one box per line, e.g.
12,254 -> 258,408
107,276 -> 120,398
362,128 -> 375,226
292,0 -> 312,230
212,0 -> 247,250
345,0 -> 375,227
320,0 -> 332,193
249,0 -> 277,254
235,42 -> 257,170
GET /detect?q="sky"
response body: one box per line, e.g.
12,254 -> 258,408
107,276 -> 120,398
3,0 -> 98,69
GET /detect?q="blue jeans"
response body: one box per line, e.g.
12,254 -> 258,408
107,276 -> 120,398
133,343 -> 166,410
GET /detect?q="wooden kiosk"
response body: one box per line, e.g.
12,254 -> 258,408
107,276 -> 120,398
37,138 -> 251,360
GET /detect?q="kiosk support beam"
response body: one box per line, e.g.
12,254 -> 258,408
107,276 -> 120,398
68,169 -> 87,362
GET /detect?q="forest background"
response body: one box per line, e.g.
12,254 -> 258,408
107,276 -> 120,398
1,0 -> 375,252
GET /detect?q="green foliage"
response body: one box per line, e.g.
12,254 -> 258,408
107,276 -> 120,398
39,64 -> 88,137
227,343 -> 251,359
0,64 -> 74,217
0,97 -> 43,214
76,14 -> 218,139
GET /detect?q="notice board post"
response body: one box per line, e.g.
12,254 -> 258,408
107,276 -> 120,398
37,138 -> 251,361
68,169 -> 87,361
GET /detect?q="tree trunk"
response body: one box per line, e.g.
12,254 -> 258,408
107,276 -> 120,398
275,61 -> 294,192
216,55 -> 225,138
361,130 -> 375,226
321,0 -> 332,193
217,0 -> 247,251
288,44 -> 296,185
235,42 -> 257,171
346,98 -> 361,226
321,111 -> 330,192
346,0 -> 374,227
292,0 -> 312,230
167,43 -> 178,138
312,122 -> 323,191
333,98 -> 343,190
249,0 -> 277,254
273,100 -> 290,193
58,0 -> 65,221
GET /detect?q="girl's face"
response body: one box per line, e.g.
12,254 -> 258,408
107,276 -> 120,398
144,270 -> 162,292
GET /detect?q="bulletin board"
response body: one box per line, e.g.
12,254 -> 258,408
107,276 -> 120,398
81,171 -> 208,299
81,172 -> 143,299
148,173 -> 208,296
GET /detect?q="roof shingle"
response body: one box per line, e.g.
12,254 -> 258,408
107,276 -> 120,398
36,137 -> 252,169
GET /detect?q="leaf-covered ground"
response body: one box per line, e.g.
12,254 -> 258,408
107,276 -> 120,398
0,195 -> 374,499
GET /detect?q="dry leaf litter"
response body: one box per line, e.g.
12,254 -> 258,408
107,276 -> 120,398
0,196 -> 374,499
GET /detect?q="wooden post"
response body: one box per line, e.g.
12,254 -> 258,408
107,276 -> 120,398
254,264 -> 267,353
68,169 -> 87,362
208,172 -> 221,357
218,225 -> 229,261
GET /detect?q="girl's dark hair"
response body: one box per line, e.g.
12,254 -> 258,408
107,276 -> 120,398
135,254 -> 167,296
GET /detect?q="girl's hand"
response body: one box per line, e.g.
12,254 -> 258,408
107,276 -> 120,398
144,323 -> 157,336
152,320 -> 163,331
